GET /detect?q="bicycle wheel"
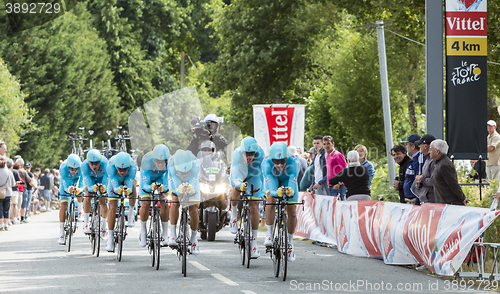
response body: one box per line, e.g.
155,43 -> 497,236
91,204 -> 96,255
117,204 -> 125,261
67,200 -> 75,253
281,210 -> 288,281
182,209 -> 187,277
272,207 -> 281,277
245,206 -> 251,268
154,208 -> 161,270
149,213 -> 155,267
96,203 -> 101,257
239,207 -> 246,266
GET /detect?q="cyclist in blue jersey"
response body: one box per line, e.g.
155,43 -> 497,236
138,144 -> 171,247
105,152 -> 138,252
58,154 -> 84,244
167,150 -> 201,255
81,149 -> 109,239
262,142 -> 300,262
229,136 -> 265,258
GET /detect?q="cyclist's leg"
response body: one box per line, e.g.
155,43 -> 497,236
168,194 -> 179,245
189,202 -> 200,254
264,191 -> 276,246
285,193 -> 298,262
160,192 -> 169,241
229,186 -> 240,233
58,197 -> 69,243
138,193 -> 151,247
107,198 -> 118,251
99,196 -> 109,239
82,188 -> 92,233
76,194 -> 84,221
127,181 -> 137,227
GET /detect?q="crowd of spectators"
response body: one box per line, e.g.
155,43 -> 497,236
0,140 -> 62,232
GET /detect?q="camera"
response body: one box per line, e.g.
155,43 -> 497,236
191,116 -> 210,138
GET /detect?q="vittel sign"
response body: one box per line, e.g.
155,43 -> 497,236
263,107 -> 295,145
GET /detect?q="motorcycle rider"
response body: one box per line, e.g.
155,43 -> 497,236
187,114 -> 228,155
228,137 -> 265,258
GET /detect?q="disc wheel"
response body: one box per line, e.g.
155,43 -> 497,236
281,212 -> 288,281
181,210 -> 187,277
116,205 -> 124,261
272,210 -> 281,277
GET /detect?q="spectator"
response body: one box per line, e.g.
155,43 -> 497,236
24,162 -> 35,219
0,157 -> 16,230
300,165 -> 314,192
391,144 -> 410,203
12,162 -> 23,222
300,152 -> 311,165
329,151 -> 370,201
487,120 -> 500,181
311,135 -> 328,195
469,159 -> 487,180
40,169 -> 52,212
323,136 -> 347,199
16,158 -> 33,223
430,139 -> 469,205
6,159 -> 19,226
414,134 -> 436,203
31,171 -> 41,214
355,144 -> 375,189
307,147 -> 315,163
0,141 -> 7,160
402,134 -> 422,204
289,146 -> 308,187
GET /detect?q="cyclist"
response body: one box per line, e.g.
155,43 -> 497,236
138,144 -> 170,247
105,152 -> 138,252
187,114 -> 228,155
228,136 -> 265,258
57,154 -> 84,244
262,142 -> 300,262
167,150 -> 201,255
81,149 -> 109,239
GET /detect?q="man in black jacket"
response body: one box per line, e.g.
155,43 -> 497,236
391,144 -> 410,203
187,114 -> 228,155
430,139 -> 470,206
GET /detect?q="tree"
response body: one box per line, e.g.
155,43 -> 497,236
208,0 -> 336,134
0,58 -> 35,156
1,2 -> 121,168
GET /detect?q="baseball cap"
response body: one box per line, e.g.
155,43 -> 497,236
25,162 -> 32,168
308,147 -> 315,154
415,134 -> 436,145
487,120 -> 497,127
401,134 -> 421,144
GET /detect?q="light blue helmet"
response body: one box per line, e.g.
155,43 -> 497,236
114,152 -> 132,169
67,154 -> 82,168
153,144 -> 170,160
269,142 -> 288,160
241,137 -> 258,153
86,149 -> 102,162
173,150 -> 193,173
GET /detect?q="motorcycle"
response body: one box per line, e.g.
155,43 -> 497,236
197,141 -> 230,241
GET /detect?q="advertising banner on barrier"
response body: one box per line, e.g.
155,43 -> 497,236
295,192 -> 500,276
445,0 -> 488,159
253,104 -> 305,152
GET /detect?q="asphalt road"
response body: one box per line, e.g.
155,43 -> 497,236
0,210 -> 492,294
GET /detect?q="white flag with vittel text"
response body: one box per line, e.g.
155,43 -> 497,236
253,104 -> 305,153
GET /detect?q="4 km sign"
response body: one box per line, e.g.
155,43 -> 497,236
445,0 -> 488,159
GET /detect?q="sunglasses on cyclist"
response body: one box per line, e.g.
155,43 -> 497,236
117,167 -> 129,173
272,158 -> 287,165
244,151 -> 256,157
89,161 -> 100,166
154,159 -> 167,164
69,167 -> 79,172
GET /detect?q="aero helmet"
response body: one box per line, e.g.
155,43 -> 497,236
67,154 -> 82,168
241,137 -> 258,153
269,142 -> 288,160
86,149 -> 102,162
173,150 -> 194,173
152,144 -> 170,160
114,152 -> 132,169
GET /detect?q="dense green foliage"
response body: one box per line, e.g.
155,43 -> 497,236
0,0 -> 500,196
